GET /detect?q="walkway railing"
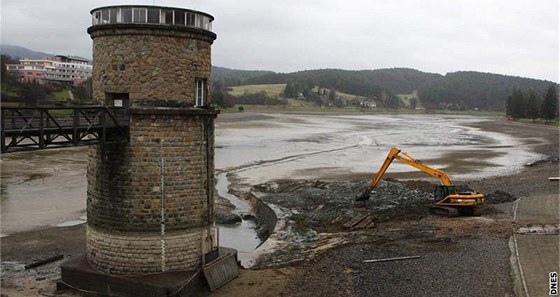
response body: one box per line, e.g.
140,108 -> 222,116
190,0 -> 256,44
1,106 -> 129,153
91,5 -> 213,32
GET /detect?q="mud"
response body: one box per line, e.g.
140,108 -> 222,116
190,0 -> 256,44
1,114 -> 558,297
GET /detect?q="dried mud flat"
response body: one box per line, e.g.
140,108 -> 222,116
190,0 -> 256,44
1,119 -> 558,297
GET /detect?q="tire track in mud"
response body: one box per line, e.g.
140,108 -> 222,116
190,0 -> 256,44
220,144 -> 361,174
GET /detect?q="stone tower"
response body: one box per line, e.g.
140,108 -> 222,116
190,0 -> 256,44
86,5 -> 218,275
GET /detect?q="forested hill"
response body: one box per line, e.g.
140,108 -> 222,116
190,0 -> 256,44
242,68 -> 442,95
212,66 -> 557,111
417,71 -> 555,110
211,66 -> 275,87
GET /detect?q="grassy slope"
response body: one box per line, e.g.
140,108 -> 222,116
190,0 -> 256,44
222,84 -> 553,123
49,90 -> 70,101
227,84 -> 366,102
228,84 -> 286,98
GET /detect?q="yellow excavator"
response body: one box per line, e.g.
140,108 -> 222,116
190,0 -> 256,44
356,147 -> 485,216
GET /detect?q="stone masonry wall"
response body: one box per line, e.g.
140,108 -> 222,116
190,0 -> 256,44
87,225 -> 216,274
86,109 -> 217,274
87,110 -> 216,232
86,21 -> 218,275
89,27 -> 214,107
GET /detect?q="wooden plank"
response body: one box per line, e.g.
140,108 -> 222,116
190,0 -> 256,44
203,253 -> 239,291
353,215 -> 374,229
25,255 -> 64,269
549,177 -> 559,181
363,255 -> 420,263
343,214 -> 368,229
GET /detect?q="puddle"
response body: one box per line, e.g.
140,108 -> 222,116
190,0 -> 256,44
215,173 -> 261,264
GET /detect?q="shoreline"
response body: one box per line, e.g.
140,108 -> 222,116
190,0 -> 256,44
1,116 -> 558,296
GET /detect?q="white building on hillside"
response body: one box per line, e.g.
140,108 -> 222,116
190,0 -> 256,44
5,55 -> 92,86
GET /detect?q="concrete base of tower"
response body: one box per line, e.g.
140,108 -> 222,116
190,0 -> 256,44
58,247 -> 237,297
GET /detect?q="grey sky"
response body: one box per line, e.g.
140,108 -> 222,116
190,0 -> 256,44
1,0 -> 558,82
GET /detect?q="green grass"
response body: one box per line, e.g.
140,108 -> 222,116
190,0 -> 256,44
396,91 -> 419,107
396,91 -> 417,100
227,84 -> 367,104
219,99 -> 363,113
334,90 -> 366,102
228,84 -> 286,98
222,85 -> 512,118
1,89 -> 19,97
49,89 -> 71,101
47,109 -> 74,116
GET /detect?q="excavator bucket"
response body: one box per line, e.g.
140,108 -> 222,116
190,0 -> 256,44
355,188 -> 371,201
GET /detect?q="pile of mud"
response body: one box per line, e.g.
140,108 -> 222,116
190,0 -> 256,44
484,190 -> 517,204
250,178 -> 518,268
252,179 -> 433,232
250,179 -> 435,267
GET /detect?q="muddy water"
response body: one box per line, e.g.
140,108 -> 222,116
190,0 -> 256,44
1,114 -> 543,236
215,172 -> 261,258
215,114 -> 541,185
1,147 -> 89,236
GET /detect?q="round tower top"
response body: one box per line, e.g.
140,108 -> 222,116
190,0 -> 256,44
89,5 -> 214,34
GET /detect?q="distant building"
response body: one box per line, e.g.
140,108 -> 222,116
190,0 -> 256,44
5,55 -> 92,86
360,100 -> 377,108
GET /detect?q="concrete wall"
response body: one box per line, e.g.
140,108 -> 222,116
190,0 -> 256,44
248,192 -> 277,240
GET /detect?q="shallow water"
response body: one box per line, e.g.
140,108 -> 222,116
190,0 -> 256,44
215,114 -> 541,184
1,113 -> 543,235
214,172 -> 261,258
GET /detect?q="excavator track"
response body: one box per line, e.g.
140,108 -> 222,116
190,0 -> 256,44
429,205 -> 460,217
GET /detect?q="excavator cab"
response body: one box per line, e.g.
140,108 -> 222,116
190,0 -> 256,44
434,185 -> 456,202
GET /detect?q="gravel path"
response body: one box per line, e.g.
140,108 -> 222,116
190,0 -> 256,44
287,236 -> 514,297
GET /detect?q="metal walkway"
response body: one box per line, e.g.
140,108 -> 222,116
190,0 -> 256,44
1,106 -> 129,153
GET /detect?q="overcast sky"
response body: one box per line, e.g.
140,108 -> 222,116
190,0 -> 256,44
1,0 -> 558,82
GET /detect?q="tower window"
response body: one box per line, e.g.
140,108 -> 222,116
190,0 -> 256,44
195,79 -> 206,107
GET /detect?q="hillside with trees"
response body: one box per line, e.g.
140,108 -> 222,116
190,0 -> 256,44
211,66 -> 275,88
243,68 -> 441,95
506,85 -> 559,123
417,71 -> 555,111
213,67 -> 557,112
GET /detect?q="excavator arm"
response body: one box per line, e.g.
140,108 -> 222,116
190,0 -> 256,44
356,147 -> 453,201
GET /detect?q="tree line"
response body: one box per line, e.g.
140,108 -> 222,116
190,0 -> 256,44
506,85 -> 558,122
417,71 -> 554,111
212,66 -> 558,112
